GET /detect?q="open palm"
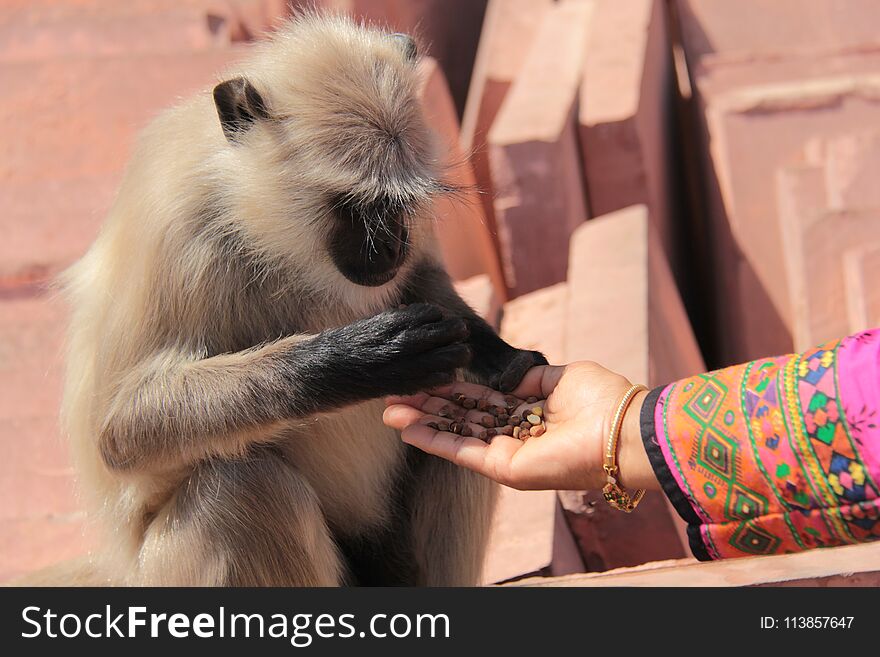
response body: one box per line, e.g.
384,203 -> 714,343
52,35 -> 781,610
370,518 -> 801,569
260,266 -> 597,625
383,361 -> 644,491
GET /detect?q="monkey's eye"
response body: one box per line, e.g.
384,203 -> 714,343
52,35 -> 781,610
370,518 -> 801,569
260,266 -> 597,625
390,33 -> 417,62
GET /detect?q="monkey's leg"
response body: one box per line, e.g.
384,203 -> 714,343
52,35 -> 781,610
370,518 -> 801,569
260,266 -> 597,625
407,450 -> 497,586
136,447 -> 342,586
402,261 -> 548,391
99,303 -> 469,472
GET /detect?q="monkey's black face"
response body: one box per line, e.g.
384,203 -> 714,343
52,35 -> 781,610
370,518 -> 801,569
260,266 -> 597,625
328,195 -> 411,287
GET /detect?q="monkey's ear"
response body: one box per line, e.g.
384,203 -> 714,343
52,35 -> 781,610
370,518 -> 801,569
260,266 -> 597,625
212,77 -> 270,143
390,33 -> 418,62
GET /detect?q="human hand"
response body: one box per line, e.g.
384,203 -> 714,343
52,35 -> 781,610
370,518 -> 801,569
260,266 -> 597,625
383,361 -> 658,492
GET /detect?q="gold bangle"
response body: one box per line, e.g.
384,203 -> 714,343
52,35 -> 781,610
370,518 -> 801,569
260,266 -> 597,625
602,383 -> 648,513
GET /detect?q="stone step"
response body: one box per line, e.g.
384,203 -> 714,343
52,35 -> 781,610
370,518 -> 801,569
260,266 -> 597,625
418,57 -> 507,301
482,281 -> 583,583
689,50 -> 880,363
0,48 -> 244,280
460,0 -> 555,244
562,205 -> 705,569
675,0 -> 880,64
579,0 -> 678,274
453,275 -> 503,331
0,0 -> 290,61
488,0 -> 593,297
844,244 -> 880,334
782,207 -> 880,349
511,541 -> 880,587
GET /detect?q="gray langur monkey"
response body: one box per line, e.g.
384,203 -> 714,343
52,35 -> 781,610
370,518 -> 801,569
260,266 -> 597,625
55,13 -> 545,586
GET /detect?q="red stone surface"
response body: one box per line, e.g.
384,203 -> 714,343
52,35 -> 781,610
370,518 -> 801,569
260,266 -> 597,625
0,296 -> 96,582
579,0 -> 678,273
777,132 -> 880,349
0,4 -> 248,584
675,0 -> 880,63
0,1 -> 294,61
822,131 -> 880,210
418,57 -> 507,301
500,283 -> 568,366
844,245 -> 880,334
0,49 -> 244,282
783,207 -> 880,349
488,0 -> 592,297
562,205 -> 701,568
514,541 -> 880,587
691,50 -> 880,363
481,280 -> 582,582
454,275 -> 503,331
482,487 -> 583,584
460,0 -> 554,246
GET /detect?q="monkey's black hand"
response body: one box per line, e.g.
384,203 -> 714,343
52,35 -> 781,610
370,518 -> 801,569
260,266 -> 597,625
308,303 -> 471,401
471,346 -> 548,393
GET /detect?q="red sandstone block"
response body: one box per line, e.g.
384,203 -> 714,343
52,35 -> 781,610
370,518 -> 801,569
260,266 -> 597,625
488,0 -> 593,297
675,0 -> 880,65
0,0 -> 232,60
579,0 -> 677,269
454,275 -> 503,330
500,283 -> 568,366
777,162 -> 829,351
0,176 -> 117,283
212,0 -> 294,41
565,205 -> 703,384
778,133 -> 880,349
418,57 -> 507,301
0,516 -> 95,585
562,205 -> 704,567
0,49 -> 243,183
0,297 -> 66,421
460,0 -> 554,237
512,541 -> 880,587
0,1 -> 293,61
482,486 -> 584,584
0,295 -> 80,583
782,207 -> 880,349
822,131 -> 880,210
482,281 -> 582,582
692,52 -> 880,362
0,49 -> 243,279
0,415 -> 77,522
844,245 -> 880,334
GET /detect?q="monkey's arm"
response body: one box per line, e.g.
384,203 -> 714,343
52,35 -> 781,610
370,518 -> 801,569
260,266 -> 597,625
99,304 -> 469,472
402,261 -> 547,391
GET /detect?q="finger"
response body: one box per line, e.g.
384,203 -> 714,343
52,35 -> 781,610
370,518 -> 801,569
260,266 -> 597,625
384,392 -> 432,408
383,403 -> 427,431
417,318 -> 469,347
400,302 -> 443,325
383,404 -> 497,440
384,393 -> 467,417
511,365 -> 566,400
401,423 -> 523,484
415,343 -> 472,371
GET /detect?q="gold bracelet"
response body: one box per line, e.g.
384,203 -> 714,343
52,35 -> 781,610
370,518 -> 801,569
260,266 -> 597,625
602,383 -> 648,512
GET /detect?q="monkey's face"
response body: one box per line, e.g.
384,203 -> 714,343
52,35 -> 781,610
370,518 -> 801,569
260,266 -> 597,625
212,17 -> 443,291
327,193 -> 410,287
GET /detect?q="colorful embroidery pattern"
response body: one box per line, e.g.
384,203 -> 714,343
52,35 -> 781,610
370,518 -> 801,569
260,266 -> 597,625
649,330 -> 880,559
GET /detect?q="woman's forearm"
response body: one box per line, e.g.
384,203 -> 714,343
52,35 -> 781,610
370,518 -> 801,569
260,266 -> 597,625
618,390 -> 661,491
639,329 -> 880,560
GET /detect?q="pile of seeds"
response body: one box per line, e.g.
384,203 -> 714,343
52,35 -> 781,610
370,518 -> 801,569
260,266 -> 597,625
426,393 -> 546,442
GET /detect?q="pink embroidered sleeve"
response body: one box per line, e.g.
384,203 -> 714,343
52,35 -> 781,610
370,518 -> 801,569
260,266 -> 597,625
640,329 -> 880,560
